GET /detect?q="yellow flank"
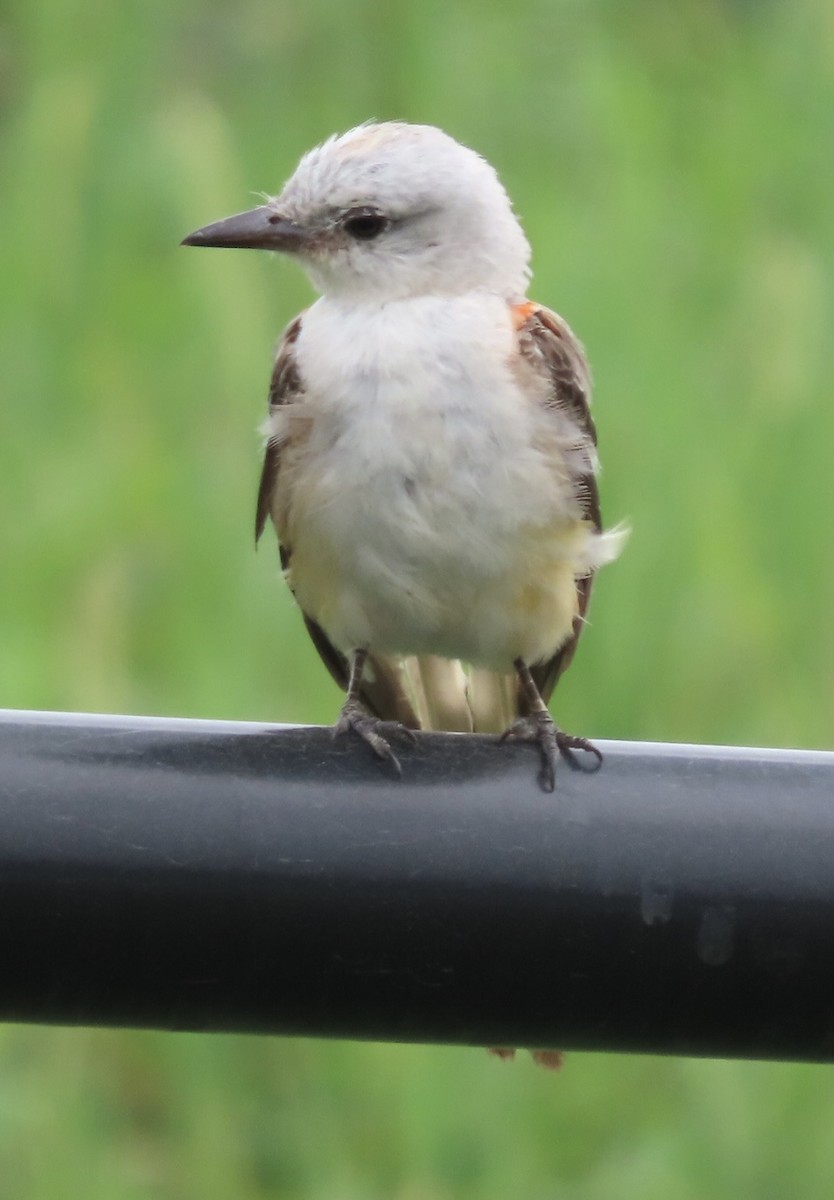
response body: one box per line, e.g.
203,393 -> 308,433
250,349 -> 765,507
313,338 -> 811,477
286,538 -> 349,644
507,558 -> 579,669
500,518 -> 587,665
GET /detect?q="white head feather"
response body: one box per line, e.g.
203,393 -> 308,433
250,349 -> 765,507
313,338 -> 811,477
270,123 -> 532,302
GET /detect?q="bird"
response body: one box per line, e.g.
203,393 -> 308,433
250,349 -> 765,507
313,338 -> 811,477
182,122 -> 626,791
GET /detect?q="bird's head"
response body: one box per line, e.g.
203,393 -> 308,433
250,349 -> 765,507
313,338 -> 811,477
182,123 -> 531,302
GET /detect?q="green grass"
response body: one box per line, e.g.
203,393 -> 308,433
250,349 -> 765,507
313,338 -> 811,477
2,0 -> 834,1196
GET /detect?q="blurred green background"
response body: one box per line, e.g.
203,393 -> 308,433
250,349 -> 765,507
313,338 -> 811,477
2,0 -> 833,1196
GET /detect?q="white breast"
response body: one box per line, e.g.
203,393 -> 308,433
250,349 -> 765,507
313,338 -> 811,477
274,293 -> 589,669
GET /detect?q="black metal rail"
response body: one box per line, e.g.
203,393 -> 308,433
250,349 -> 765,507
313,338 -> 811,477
1,708 -> 832,1060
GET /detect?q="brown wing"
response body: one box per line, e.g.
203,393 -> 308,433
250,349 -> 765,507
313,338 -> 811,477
255,313 -> 304,546
514,303 -> 602,708
255,313 -> 421,728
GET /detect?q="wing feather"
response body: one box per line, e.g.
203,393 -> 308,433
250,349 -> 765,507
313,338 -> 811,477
255,314 -> 304,544
513,303 -> 602,708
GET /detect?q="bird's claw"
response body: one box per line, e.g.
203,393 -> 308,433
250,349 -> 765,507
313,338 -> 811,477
501,712 -> 602,791
333,697 -> 417,775
555,730 -> 603,772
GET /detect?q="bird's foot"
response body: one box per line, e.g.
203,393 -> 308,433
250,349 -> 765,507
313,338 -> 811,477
487,1047 -> 517,1062
530,1049 -> 565,1071
487,1047 -> 565,1070
500,710 -> 602,791
333,696 -> 417,776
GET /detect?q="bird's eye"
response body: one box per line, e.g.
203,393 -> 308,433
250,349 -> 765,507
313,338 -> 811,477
343,211 -> 389,240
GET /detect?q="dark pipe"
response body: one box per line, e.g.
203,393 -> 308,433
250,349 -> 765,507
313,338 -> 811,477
1,709 -> 832,1060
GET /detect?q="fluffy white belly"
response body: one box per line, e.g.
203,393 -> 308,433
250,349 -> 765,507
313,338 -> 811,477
276,294 -> 589,670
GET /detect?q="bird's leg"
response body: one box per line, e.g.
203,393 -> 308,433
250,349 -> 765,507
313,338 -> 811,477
501,657 -> 603,791
333,648 -> 417,775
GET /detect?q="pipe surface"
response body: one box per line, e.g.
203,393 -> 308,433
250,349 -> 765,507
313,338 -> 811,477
1,708 -> 833,1060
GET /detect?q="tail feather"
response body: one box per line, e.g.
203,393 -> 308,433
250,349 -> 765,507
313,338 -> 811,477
466,667 -> 518,734
303,610 -> 526,735
364,653 -> 519,735
361,651 -> 422,729
405,655 -> 473,732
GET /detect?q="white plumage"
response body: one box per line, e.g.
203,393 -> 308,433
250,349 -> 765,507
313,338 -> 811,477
280,292 -> 595,670
183,121 -> 626,781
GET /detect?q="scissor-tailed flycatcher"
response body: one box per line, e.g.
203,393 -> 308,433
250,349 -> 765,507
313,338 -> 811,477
183,122 -> 625,790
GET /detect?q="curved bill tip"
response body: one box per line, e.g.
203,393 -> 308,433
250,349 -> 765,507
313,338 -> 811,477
181,206 -> 309,251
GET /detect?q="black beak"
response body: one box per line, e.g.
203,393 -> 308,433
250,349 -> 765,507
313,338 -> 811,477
181,205 -> 310,251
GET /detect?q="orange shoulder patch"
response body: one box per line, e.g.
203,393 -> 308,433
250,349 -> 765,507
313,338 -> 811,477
510,300 -> 540,331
